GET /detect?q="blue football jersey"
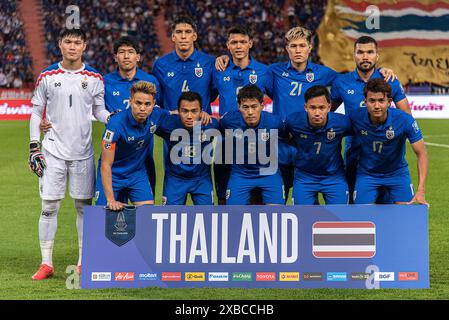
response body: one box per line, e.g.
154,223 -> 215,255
220,110 -> 285,177
212,57 -> 269,116
152,49 -> 217,114
331,68 -> 407,114
267,60 -> 338,120
285,111 -> 352,176
104,68 -> 161,112
350,108 -> 423,176
100,107 -> 170,179
156,115 -> 219,178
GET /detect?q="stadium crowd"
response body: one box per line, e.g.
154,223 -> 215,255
42,0 -> 161,75
0,1 -> 34,88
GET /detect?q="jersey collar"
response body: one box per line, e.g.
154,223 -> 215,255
58,62 -> 85,73
287,59 -> 313,73
352,68 -> 381,83
230,56 -> 256,71
173,48 -> 198,62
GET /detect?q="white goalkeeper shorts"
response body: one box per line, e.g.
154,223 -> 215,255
39,148 -> 95,200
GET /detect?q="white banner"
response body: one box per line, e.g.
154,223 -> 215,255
335,95 -> 449,119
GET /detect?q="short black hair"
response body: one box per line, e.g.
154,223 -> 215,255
113,36 -> 141,54
304,85 -> 330,103
58,28 -> 86,42
177,91 -> 202,110
237,85 -> 264,104
227,25 -> 251,39
354,36 -> 378,50
364,78 -> 392,99
172,15 -> 197,33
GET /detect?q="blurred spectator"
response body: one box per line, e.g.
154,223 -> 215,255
0,1 -> 34,88
42,0 -> 161,75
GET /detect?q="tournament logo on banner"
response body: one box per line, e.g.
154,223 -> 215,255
82,205 -> 429,289
105,205 -> 136,246
317,0 -> 449,86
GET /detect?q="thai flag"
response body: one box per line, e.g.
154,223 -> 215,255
312,222 -> 376,258
335,0 -> 449,47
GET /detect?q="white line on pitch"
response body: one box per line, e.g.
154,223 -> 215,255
425,142 -> 449,149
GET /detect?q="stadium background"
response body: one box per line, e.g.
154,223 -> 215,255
0,0 -> 448,299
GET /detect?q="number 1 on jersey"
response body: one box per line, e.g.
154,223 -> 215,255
69,94 -> 72,107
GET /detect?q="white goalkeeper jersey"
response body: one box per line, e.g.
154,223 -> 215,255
31,62 -> 105,160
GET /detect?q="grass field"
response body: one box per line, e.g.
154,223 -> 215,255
0,119 -> 448,300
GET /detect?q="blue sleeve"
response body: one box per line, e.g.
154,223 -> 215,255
264,66 -> 274,98
330,78 -> 343,106
390,79 -> 407,103
325,67 -> 339,86
405,115 -> 423,144
104,118 -> 121,143
152,60 -> 165,108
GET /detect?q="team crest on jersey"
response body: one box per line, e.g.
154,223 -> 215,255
81,77 -> 88,89
195,63 -> 203,78
249,71 -> 257,84
306,72 -> 314,82
261,132 -> 270,142
386,126 -> 395,140
327,128 -> 336,140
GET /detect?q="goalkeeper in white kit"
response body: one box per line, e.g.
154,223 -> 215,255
28,29 -> 110,280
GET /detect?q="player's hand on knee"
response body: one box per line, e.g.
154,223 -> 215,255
407,190 -> 429,207
107,199 -> 125,211
39,118 -> 52,133
28,140 -> 46,178
215,55 -> 229,72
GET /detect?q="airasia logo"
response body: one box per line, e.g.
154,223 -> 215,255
114,272 -> 135,281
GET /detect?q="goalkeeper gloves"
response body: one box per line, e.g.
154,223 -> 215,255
28,140 -> 46,177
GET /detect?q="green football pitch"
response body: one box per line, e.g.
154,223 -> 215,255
0,120 -> 448,300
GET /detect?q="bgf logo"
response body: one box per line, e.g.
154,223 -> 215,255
54,82 -> 61,87
167,72 -> 175,77
374,272 -> 395,281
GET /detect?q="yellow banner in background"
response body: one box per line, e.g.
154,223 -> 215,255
317,0 -> 449,86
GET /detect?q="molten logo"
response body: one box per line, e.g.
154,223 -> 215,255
114,272 -> 135,281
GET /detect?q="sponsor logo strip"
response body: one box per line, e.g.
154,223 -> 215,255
138,273 -> 158,281
185,272 -> 205,282
256,272 -> 276,281
374,272 -> 395,281
208,272 -> 229,282
398,272 -> 419,281
303,272 -> 323,281
114,272 -> 135,281
232,272 -> 252,281
279,272 -> 300,282
91,272 -> 111,282
327,272 -> 347,281
162,272 -> 181,281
